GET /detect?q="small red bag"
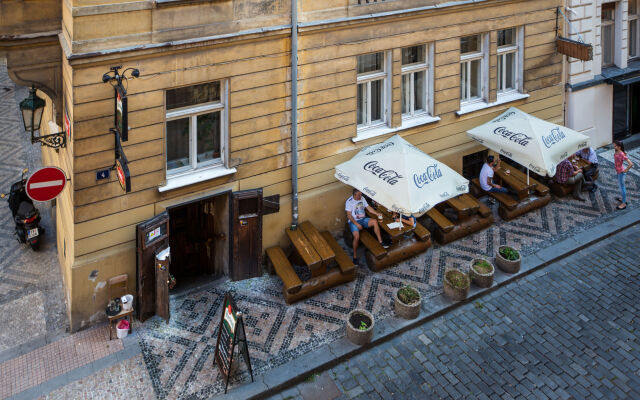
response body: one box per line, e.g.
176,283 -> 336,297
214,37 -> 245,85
117,319 -> 130,330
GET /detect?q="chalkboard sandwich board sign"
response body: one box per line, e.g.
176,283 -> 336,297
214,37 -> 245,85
214,292 -> 254,393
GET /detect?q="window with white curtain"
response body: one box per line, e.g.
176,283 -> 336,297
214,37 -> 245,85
165,82 -> 225,175
401,45 -> 429,118
357,52 -> 387,130
601,3 -> 615,66
497,28 -> 519,94
460,35 -> 486,105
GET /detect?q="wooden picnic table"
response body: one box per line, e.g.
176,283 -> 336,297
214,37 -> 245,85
445,193 -> 480,221
285,221 -> 336,277
366,207 -> 414,241
269,220 -> 357,304
494,166 -> 537,200
572,158 -> 590,170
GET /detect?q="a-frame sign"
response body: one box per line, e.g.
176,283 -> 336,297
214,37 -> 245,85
214,292 -> 254,394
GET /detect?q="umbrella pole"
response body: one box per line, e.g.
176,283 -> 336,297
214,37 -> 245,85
527,169 -> 530,185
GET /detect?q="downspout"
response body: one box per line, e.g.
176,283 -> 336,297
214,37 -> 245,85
290,0 -> 299,230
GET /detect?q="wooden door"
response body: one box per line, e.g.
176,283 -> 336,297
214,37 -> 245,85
136,212 -> 170,321
231,189 -> 263,281
202,199 -> 217,276
155,244 -> 170,323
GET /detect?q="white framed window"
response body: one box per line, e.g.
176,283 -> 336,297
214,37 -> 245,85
630,0 -> 640,58
165,82 -> 227,176
602,3 -> 616,67
401,45 -> 430,118
357,52 -> 388,129
460,34 -> 487,105
497,27 -> 520,94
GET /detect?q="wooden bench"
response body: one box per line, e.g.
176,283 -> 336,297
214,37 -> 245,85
413,222 -> 431,242
359,229 -> 387,259
286,227 -> 322,271
266,246 -> 302,295
320,231 -> 355,274
299,221 -> 335,264
472,178 -> 518,210
477,200 -> 492,218
534,180 -> 550,196
426,208 -> 454,233
551,182 -> 574,197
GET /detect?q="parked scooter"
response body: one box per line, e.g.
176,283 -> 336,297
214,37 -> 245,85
1,168 -> 44,250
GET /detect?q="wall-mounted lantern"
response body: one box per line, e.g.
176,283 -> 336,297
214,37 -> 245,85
19,86 -> 66,149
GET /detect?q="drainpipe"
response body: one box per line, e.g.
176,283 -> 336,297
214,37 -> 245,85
290,0 -> 299,230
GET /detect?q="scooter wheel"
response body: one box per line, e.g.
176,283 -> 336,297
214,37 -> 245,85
29,240 -> 40,251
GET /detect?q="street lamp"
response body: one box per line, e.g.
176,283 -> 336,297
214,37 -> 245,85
19,86 -> 66,149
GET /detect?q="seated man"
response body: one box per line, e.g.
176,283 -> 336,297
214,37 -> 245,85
575,147 -> 599,187
345,189 -> 388,264
554,157 -> 595,201
479,156 -> 508,194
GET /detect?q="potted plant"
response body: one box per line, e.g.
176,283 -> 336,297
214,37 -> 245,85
346,309 -> 374,345
495,246 -> 521,273
443,269 -> 470,301
394,285 -> 422,319
469,258 -> 494,288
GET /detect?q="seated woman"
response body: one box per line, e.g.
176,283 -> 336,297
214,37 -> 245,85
392,212 -> 416,228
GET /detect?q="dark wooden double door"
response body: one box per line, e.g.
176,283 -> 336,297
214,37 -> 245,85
613,82 -> 640,140
136,189 -> 269,322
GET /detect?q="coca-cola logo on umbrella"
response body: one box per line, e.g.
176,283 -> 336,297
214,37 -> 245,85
542,127 -> 566,149
493,127 -> 532,146
365,142 -> 395,155
492,111 -> 516,123
413,164 -> 443,188
363,161 -> 403,185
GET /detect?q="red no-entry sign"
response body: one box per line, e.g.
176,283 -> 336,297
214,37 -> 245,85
26,167 -> 67,202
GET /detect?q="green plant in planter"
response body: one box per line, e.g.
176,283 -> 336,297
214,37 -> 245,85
446,270 -> 469,288
359,321 -> 368,331
472,260 -> 493,274
398,285 -> 420,305
499,246 -> 520,261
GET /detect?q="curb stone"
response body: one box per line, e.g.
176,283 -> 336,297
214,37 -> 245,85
213,207 -> 640,400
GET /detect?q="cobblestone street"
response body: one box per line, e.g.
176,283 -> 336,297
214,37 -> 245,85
275,223 -> 640,400
0,59 -> 69,362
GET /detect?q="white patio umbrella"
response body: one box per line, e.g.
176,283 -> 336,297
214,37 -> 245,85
334,135 -> 469,216
466,107 -> 590,181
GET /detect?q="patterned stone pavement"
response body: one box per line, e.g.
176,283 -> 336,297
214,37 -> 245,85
136,150 -> 640,399
0,326 -> 123,399
275,223 -> 640,399
40,354 -> 155,400
0,59 -> 69,360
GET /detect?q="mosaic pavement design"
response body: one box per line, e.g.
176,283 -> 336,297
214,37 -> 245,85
138,151 -> 640,399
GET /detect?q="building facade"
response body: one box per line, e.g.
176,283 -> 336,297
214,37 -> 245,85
565,0 -> 640,147
1,0 -> 564,331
